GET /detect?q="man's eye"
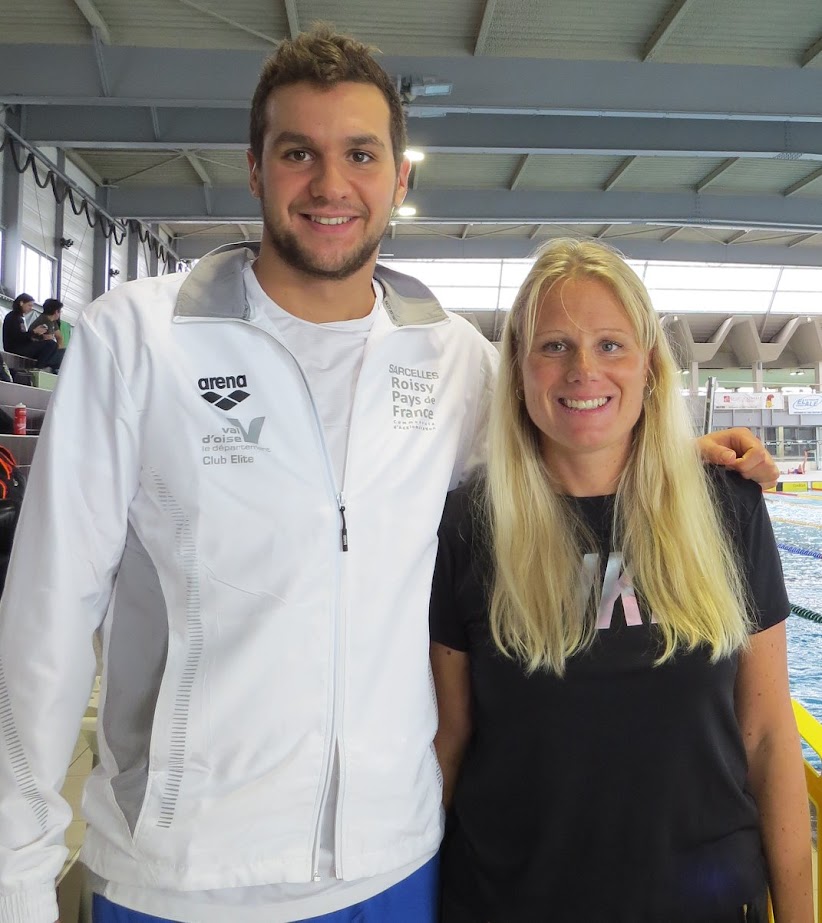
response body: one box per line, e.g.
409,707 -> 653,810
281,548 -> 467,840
285,150 -> 311,162
351,151 -> 374,164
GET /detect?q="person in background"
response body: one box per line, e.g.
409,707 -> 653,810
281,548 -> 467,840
431,239 -> 812,923
0,27 -> 778,923
1,293 -> 60,369
29,298 -> 65,370
31,299 -> 65,348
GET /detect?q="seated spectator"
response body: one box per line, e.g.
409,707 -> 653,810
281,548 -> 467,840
31,298 -> 65,350
2,293 -> 62,370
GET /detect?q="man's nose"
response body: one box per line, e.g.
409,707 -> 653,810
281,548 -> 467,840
309,159 -> 353,201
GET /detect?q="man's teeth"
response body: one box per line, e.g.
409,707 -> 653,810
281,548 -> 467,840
561,397 -> 609,410
309,216 -> 353,225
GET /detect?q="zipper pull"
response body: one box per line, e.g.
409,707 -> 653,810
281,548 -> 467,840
337,494 -> 349,552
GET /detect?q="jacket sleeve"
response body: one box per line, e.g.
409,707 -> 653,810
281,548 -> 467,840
0,311 -> 141,923
451,338 -> 498,489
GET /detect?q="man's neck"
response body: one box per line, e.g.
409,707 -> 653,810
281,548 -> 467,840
253,241 -> 378,324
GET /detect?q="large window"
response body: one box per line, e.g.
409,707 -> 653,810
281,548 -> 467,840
19,243 -> 55,305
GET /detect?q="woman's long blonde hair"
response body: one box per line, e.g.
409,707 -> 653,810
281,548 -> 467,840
486,238 -> 750,674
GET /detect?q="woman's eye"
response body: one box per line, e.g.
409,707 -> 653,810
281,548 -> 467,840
601,341 -> 621,353
542,341 -> 566,354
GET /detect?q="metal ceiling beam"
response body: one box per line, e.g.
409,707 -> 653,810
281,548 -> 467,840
642,0 -> 695,62
801,34 -> 822,67
460,224 -> 471,239
172,0 -> 279,45
695,157 -> 738,192
170,231 -> 822,266
65,150 -> 104,187
150,107 -> 161,141
603,157 -> 636,191
184,152 -> 213,186
509,154 -> 531,190
528,224 -> 543,240
725,230 -> 748,244
71,0 -> 111,44
474,0 -> 498,56
26,106 -> 822,161
787,232 -> 821,248
283,0 -> 300,39
595,224 -> 613,238
660,227 -> 683,242
92,28 -> 110,97
783,165 -> 822,196
6,45 -> 822,121
106,185 -> 822,231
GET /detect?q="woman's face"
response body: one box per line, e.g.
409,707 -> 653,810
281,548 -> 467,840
20,300 -> 35,315
521,277 -> 650,484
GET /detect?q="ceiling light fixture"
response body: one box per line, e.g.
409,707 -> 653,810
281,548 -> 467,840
396,205 -> 417,217
405,149 -> 425,163
398,76 -> 453,104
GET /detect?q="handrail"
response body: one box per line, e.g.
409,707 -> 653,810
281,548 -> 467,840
773,699 -> 821,923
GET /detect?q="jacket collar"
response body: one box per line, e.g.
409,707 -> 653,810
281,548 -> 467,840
174,241 -> 448,328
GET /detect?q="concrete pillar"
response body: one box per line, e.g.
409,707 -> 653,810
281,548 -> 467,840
689,360 -> 700,396
148,224 -> 159,277
1,110 -> 24,295
52,150 -> 67,298
91,222 -> 108,299
126,225 -> 139,281
752,360 -> 764,392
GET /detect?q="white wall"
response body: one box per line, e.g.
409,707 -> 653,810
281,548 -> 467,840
60,160 -> 96,322
21,146 -> 57,262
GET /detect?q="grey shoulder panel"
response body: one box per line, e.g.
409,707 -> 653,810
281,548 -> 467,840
374,264 -> 449,327
174,243 -> 259,319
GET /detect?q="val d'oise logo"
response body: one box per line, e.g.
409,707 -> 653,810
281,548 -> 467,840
198,374 -> 249,411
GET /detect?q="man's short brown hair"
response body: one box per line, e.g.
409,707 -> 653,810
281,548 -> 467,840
249,24 -> 407,170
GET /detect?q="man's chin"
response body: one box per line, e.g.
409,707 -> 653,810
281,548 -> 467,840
268,236 -> 380,281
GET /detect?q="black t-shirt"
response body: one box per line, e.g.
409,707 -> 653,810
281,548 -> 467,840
2,310 -> 31,353
430,469 -> 789,923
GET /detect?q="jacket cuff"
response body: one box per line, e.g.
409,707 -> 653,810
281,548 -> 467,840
0,886 -> 58,923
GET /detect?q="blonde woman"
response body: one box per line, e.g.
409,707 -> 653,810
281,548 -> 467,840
430,239 -> 812,923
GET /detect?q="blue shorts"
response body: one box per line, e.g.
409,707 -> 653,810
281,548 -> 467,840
92,856 -> 438,923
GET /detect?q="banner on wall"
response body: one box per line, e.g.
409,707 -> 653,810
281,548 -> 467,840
788,394 -> 822,414
714,393 -> 785,410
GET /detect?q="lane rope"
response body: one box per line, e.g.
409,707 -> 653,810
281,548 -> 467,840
778,542 -> 822,561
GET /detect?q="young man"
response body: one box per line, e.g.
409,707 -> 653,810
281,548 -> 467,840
31,300 -> 65,349
29,299 -> 65,370
0,26 -> 776,923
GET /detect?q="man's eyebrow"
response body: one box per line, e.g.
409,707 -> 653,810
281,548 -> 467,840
270,131 -> 386,150
271,131 -> 314,147
347,134 -> 386,149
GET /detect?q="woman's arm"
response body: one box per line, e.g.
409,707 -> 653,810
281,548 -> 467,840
431,641 -> 473,810
697,428 -> 779,488
734,622 -> 813,922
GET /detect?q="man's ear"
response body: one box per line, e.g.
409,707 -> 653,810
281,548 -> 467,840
393,156 -> 412,208
247,149 -> 261,199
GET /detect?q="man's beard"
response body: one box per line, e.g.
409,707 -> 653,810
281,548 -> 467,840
261,201 -> 388,281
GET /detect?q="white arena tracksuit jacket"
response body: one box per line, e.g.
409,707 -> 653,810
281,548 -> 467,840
0,245 -> 497,923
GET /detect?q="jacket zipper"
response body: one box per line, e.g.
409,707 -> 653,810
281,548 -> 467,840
175,300 -> 448,879
179,313 -> 346,881
337,493 -> 348,552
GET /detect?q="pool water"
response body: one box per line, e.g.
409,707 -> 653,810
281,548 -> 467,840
765,494 -> 822,773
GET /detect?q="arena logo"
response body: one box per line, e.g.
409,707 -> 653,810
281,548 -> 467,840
198,374 -> 249,411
